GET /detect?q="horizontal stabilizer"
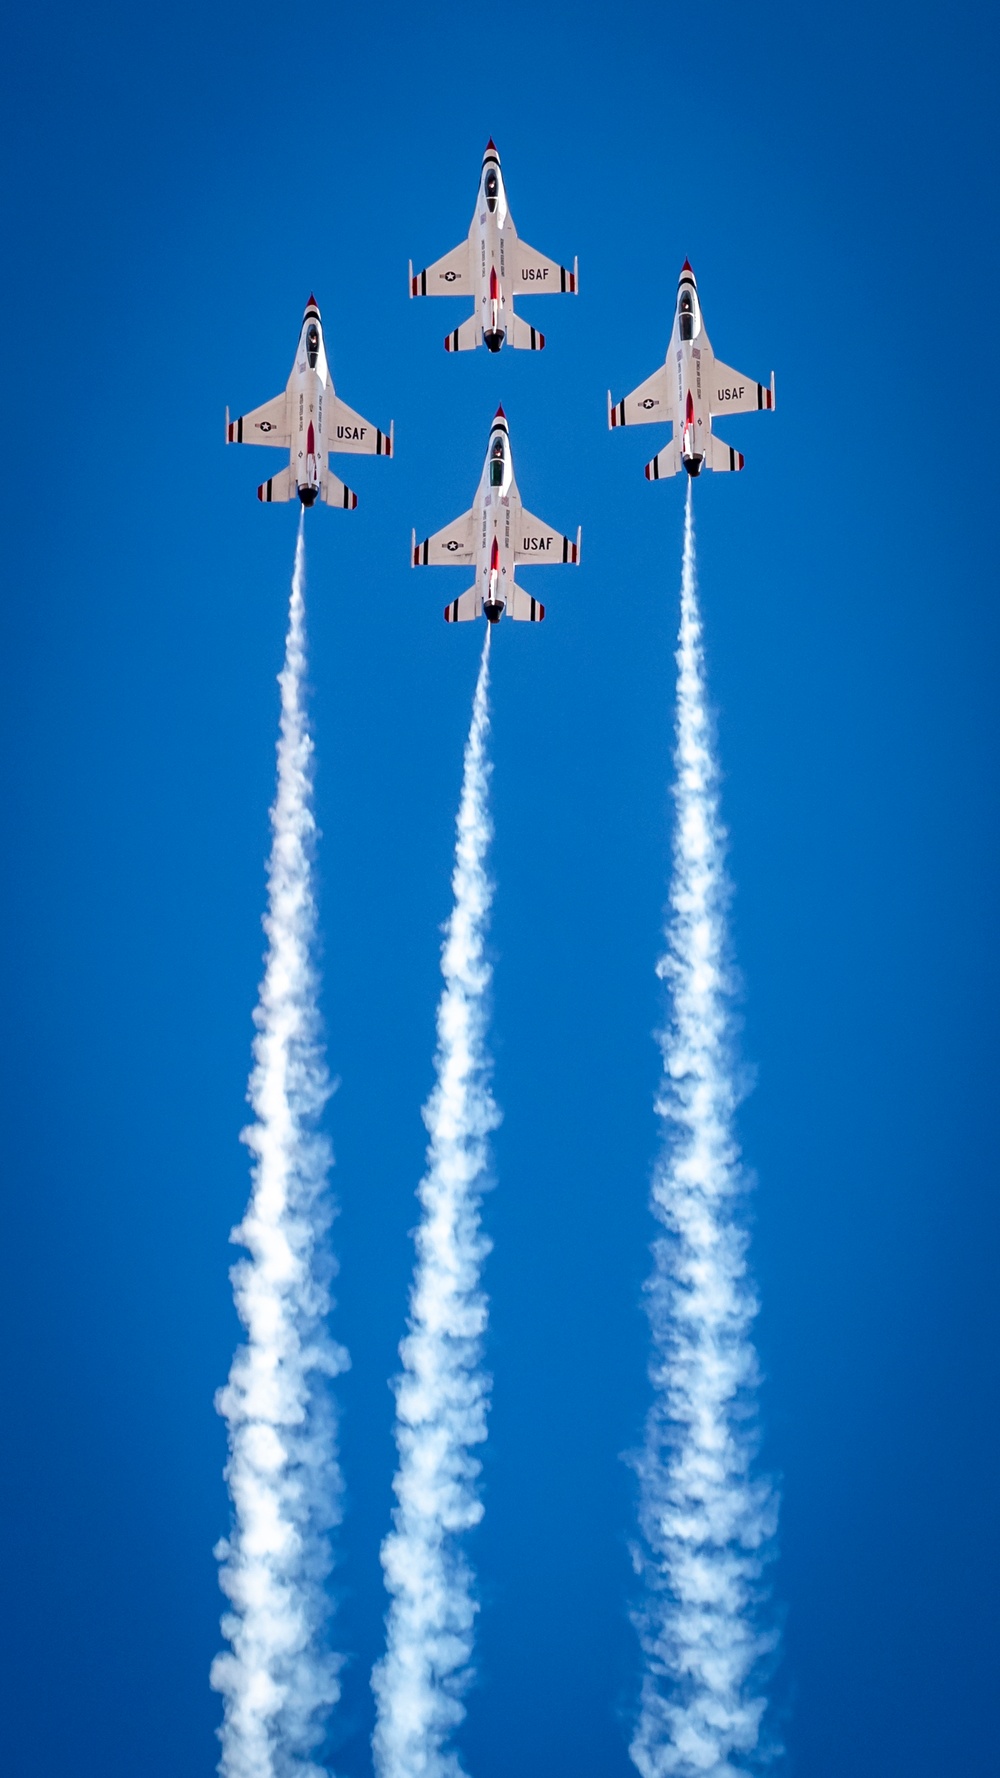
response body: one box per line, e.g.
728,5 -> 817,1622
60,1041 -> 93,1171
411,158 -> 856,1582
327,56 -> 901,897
644,441 -> 682,481
705,432 -> 745,473
322,471 -> 358,509
444,316 -> 482,353
258,467 -> 295,503
507,312 -> 545,351
507,585 -> 545,622
444,588 -> 483,623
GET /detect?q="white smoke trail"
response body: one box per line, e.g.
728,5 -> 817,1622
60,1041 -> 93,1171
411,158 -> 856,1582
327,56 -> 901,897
212,514 -> 348,1778
631,485 -> 777,1778
372,630 -> 498,1778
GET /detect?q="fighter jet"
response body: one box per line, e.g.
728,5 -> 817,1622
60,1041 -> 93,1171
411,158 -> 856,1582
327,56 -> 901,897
608,262 -> 774,478
409,140 -> 578,353
412,407 -> 580,623
225,296 -> 392,507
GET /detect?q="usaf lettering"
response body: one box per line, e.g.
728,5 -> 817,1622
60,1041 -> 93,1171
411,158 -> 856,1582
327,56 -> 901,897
522,535 -> 552,551
336,424 -> 368,440
521,267 -> 550,281
716,385 -> 745,403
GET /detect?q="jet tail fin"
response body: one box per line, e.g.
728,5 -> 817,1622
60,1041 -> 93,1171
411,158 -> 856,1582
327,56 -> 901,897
444,316 -> 482,353
644,440 -> 682,481
507,313 -> 546,351
444,588 -> 483,623
322,470 -> 358,509
258,467 -> 295,502
507,585 -> 546,622
705,432 -> 745,473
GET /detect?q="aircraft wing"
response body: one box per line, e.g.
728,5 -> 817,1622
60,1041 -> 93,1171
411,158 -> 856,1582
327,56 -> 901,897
412,510 -> 477,565
410,240 -> 473,296
227,391 -> 290,447
608,365 -> 672,428
515,508 -> 580,565
709,360 -> 775,416
513,239 -> 578,294
325,390 -> 393,456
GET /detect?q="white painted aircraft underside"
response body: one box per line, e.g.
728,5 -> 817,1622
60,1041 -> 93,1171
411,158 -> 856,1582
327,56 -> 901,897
609,262 -> 774,478
412,406 -> 580,623
226,296 -> 392,507
409,141 -> 577,353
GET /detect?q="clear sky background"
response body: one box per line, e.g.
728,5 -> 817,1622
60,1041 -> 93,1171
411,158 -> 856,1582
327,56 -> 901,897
1,2 -> 997,1775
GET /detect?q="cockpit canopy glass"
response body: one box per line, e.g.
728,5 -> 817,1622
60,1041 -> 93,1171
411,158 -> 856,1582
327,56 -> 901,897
677,287 -> 700,342
489,435 -> 505,487
305,323 -> 320,368
484,167 -> 499,212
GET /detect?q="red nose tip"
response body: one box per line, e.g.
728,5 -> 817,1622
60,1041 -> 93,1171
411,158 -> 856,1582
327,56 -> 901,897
486,137 -> 497,152
681,260 -> 693,275
494,403 -> 506,419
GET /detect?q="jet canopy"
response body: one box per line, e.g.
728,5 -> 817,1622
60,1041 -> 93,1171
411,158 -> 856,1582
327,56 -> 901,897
677,284 -> 702,342
305,322 -> 320,368
483,165 -> 500,212
489,433 -> 506,487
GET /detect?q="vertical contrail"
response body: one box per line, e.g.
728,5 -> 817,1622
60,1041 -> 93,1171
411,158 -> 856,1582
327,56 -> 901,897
372,631 -> 498,1778
212,515 -> 348,1778
631,486 -> 777,1778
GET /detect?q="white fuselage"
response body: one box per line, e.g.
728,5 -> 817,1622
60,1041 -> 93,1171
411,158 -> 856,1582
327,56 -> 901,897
473,149 -> 514,352
668,271 -> 711,474
475,420 -> 518,620
289,306 -> 331,504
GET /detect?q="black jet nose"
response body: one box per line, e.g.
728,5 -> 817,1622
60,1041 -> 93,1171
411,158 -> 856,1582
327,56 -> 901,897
298,485 -> 319,507
483,329 -> 504,353
483,600 -> 504,624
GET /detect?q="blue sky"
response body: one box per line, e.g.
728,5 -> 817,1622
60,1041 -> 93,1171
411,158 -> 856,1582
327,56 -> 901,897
1,2 -> 998,1775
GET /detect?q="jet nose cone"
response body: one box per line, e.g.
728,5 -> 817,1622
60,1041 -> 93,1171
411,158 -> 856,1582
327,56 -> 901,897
485,137 -> 498,154
306,292 -> 319,310
494,403 -> 506,420
680,259 -> 695,279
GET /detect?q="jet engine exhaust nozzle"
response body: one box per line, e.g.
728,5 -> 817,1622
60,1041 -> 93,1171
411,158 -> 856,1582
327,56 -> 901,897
298,486 -> 319,507
483,600 -> 504,623
483,330 -> 504,354
683,456 -> 704,478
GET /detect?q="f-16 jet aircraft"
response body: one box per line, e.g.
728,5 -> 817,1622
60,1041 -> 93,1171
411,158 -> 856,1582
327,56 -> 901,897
412,407 -> 580,624
608,262 -> 774,478
226,296 -> 392,507
409,140 -> 578,353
